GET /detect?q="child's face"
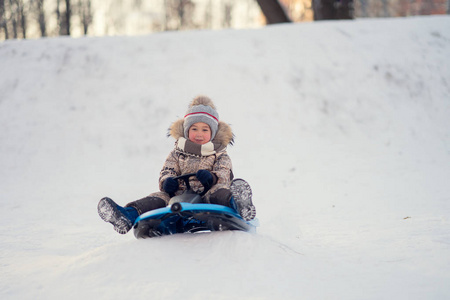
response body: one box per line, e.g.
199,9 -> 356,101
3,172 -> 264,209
188,122 -> 212,145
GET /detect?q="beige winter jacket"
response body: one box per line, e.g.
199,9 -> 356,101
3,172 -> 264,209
149,117 -> 234,204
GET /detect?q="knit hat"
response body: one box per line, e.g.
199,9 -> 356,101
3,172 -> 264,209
183,96 -> 219,140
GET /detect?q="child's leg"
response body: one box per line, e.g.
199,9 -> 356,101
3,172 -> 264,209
209,188 -> 233,207
98,195 -> 167,234
125,196 -> 166,215
209,182 -> 256,221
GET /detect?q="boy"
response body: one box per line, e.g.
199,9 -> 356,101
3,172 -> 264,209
98,95 -> 256,234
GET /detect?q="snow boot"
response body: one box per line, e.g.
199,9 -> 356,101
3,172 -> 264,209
98,197 -> 139,234
230,179 -> 256,221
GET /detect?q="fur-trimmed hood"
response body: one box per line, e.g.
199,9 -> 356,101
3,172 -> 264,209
168,118 -> 234,147
168,96 -> 233,147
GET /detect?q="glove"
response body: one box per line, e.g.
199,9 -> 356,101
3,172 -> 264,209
163,177 -> 179,195
196,170 -> 214,190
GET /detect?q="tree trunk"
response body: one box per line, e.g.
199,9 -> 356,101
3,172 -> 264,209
65,0 -> 71,35
11,0 -> 18,38
18,0 -> 26,38
381,0 -> 389,17
56,0 -> 63,34
313,0 -> 354,20
79,0 -> 92,35
256,0 -> 291,24
359,0 -> 369,17
37,0 -> 46,37
0,0 -> 8,39
223,2 -> 232,28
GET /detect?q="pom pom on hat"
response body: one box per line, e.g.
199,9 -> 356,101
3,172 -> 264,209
184,96 -> 219,140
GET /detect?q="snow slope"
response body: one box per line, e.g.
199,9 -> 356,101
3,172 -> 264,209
1,16 -> 450,299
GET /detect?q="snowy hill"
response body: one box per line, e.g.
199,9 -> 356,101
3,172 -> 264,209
1,16 -> 450,299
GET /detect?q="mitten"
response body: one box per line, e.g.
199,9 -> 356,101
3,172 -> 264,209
163,177 -> 179,195
196,170 -> 214,190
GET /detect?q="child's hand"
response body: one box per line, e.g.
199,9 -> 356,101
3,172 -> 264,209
196,170 -> 214,190
163,177 -> 179,194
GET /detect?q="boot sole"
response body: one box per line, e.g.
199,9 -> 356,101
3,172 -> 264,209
230,179 -> 256,221
98,197 -> 132,234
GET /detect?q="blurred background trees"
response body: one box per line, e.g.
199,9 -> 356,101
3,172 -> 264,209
1,0 -> 449,40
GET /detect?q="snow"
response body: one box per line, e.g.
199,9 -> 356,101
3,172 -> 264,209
1,15 -> 450,299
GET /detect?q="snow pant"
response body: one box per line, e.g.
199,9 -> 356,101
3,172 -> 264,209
125,196 -> 166,215
125,188 -> 233,215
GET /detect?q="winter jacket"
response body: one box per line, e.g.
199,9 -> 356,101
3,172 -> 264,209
148,116 -> 234,204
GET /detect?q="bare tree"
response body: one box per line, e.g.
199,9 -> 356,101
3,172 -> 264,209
56,0 -> 71,35
65,0 -> 71,35
256,0 -> 291,24
77,0 -> 92,35
381,0 -> 389,17
0,0 -> 8,39
178,0 -> 195,29
204,0 -> 212,28
164,0 -> 196,30
19,0 -> 25,37
223,0 -> 233,28
36,0 -> 46,37
56,0 -> 62,34
6,0 -> 28,38
359,0 -> 369,17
